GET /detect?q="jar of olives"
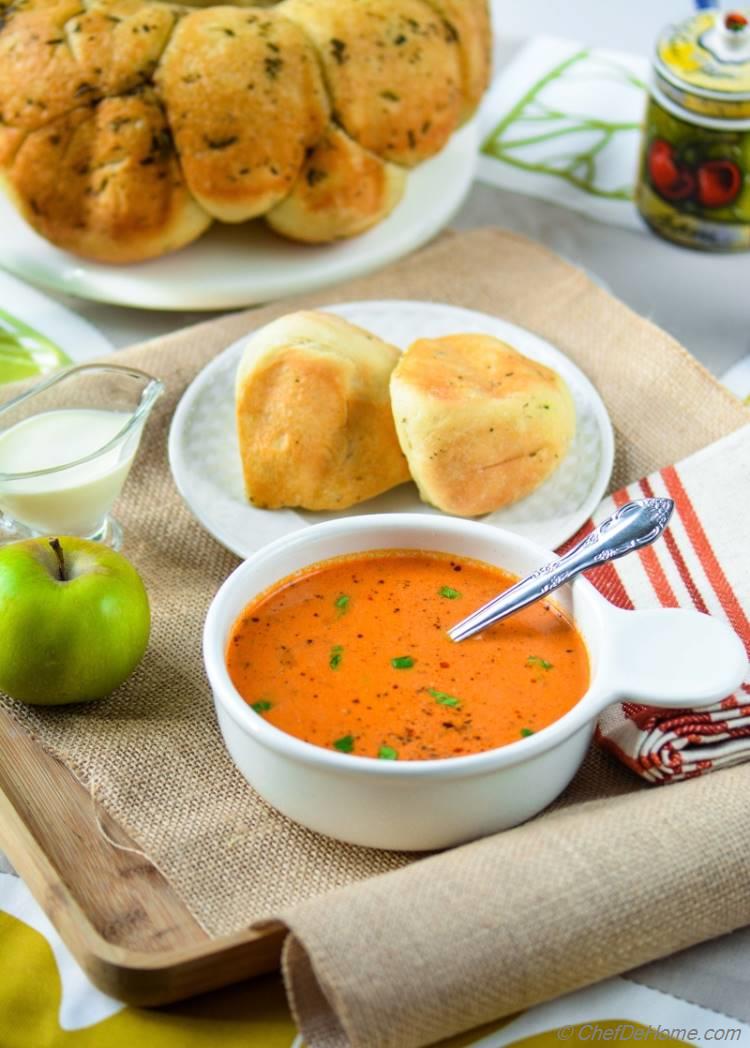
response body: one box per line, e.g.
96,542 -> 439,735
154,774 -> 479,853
637,8 -> 750,251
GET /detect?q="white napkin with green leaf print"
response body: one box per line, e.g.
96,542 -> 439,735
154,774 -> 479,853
479,37 -> 649,231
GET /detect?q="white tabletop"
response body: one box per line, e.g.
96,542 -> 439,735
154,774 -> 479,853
2,0 -> 749,1028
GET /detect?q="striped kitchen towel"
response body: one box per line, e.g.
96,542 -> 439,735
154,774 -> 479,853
561,423 -> 750,783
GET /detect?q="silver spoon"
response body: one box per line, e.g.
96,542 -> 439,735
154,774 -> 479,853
448,497 -> 674,643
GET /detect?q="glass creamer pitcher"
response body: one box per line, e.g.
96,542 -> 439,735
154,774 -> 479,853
0,364 -> 163,549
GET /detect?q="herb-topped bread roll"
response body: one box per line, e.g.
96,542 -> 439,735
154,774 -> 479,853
235,311 -> 410,510
1,90 -> 212,264
419,0 -> 493,122
275,0 -> 464,167
390,334 -> 576,517
155,6 -> 329,222
266,125 -> 407,242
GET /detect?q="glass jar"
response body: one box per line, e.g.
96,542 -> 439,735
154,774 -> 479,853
636,8 -> 750,251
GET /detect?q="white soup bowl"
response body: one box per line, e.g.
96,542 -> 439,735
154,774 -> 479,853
203,515 -> 747,851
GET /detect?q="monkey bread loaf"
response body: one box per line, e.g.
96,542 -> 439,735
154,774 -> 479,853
0,0 -> 491,262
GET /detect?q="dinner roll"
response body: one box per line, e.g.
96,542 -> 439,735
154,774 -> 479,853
0,0 -> 176,135
419,0 -> 492,121
1,91 -> 212,264
235,311 -> 410,510
278,0 -> 463,167
390,334 -> 576,517
266,125 -> 406,242
156,6 -> 329,222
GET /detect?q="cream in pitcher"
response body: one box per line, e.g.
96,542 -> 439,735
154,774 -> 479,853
0,364 -> 163,549
0,409 -> 136,537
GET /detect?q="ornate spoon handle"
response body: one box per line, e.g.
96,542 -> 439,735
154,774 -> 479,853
448,498 -> 674,643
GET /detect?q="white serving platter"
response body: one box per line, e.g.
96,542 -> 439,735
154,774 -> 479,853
0,123 -> 478,312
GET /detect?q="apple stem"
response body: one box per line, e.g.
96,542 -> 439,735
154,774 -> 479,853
49,537 -> 66,582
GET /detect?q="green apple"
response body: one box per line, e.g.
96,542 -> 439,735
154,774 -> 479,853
0,536 -> 150,705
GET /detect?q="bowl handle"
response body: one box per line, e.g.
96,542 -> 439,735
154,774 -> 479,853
598,607 -> 747,709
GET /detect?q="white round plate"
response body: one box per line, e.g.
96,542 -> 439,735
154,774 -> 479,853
169,301 -> 614,555
0,123 -> 477,312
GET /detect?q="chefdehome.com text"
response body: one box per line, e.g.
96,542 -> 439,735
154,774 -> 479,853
556,1023 -> 743,1042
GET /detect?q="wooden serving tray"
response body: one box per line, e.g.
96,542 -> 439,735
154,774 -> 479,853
0,709 -> 285,1005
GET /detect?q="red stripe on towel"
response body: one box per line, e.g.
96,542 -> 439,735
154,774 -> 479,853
639,477 -> 709,614
662,465 -> 750,655
613,488 -> 678,608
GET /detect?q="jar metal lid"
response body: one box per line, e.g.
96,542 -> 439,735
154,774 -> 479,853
650,76 -> 750,130
655,8 -> 750,118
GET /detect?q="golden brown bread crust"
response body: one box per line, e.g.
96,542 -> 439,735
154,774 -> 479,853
418,0 -> 492,121
266,124 -> 406,242
2,90 -> 211,263
276,0 -> 463,167
0,0 -> 95,134
156,6 -> 329,221
0,0 -> 177,133
390,334 -> 577,517
235,310 -> 410,510
0,0 -> 208,261
0,0 -> 489,260
0,125 -> 23,169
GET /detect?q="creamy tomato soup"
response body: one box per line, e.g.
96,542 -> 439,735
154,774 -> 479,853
226,550 -> 589,761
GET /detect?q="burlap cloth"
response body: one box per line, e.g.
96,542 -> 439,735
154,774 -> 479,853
2,228 -> 749,1047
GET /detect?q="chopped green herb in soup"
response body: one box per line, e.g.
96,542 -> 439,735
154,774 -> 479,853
226,551 -> 589,760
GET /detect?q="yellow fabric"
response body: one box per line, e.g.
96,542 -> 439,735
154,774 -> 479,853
0,910 -> 514,1047
0,912 -> 296,1048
